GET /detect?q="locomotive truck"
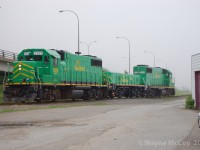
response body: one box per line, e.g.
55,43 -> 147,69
3,48 -> 175,102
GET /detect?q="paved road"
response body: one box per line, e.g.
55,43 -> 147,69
0,98 -> 199,150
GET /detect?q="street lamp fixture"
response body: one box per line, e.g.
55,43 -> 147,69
144,51 -> 155,67
59,10 -> 81,55
80,41 -> 97,55
116,37 -> 131,74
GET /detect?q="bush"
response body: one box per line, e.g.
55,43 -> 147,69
185,95 -> 195,109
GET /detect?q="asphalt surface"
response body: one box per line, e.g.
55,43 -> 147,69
0,97 -> 199,150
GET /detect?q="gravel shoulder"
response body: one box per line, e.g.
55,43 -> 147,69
0,96 -> 185,113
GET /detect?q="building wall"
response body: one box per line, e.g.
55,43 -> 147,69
191,53 -> 200,101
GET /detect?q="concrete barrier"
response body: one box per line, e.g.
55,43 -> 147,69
0,49 -> 18,72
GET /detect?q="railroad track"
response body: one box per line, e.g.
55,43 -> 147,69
0,95 -> 188,106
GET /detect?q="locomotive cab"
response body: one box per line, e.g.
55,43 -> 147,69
8,49 -> 60,84
3,49 -> 61,102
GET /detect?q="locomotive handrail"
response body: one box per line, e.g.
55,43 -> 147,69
2,63 -> 11,91
37,67 -> 43,89
30,70 -> 37,89
0,49 -> 18,62
3,71 -> 7,91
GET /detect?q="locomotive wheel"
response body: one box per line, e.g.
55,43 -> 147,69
35,99 -> 41,102
118,94 -> 122,99
51,94 -> 57,102
129,92 -> 133,98
96,90 -> 103,100
83,92 -> 89,100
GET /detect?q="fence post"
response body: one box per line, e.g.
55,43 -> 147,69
2,50 -> 5,58
13,53 -> 16,60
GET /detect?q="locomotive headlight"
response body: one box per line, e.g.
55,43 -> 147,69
19,65 -> 21,67
19,68 -> 22,70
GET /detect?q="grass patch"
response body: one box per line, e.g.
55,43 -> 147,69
0,106 -> 67,113
185,95 -> 195,109
46,101 -> 107,109
0,108 -> 19,113
0,101 -> 108,114
0,107 -> 46,114
47,105 -> 68,109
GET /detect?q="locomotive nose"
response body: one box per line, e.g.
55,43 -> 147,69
12,61 -> 36,84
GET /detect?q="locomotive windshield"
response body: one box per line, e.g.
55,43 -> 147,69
22,51 -> 43,61
25,55 -> 42,61
25,56 -> 34,61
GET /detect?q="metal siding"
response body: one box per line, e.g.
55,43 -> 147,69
191,54 -> 200,103
195,71 -> 200,109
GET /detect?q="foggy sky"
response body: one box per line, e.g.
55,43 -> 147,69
1,0 -> 200,89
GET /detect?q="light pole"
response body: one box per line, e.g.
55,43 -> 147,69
80,41 -> 97,55
122,56 -> 135,73
144,51 -> 155,67
116,37 -> 131,74
157,59 -> 168,69
59,10 -> 81,55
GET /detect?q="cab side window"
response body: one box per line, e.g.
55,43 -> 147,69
34,55 -> 42,61
44,56 -> 49,63
19,56 -> 23,61
53,57 -> 58,66
25,56 -> 33,61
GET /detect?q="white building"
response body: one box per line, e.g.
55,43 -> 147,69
191,53 -> 200,109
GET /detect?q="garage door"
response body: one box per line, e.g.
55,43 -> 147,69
195,71 -> 200,109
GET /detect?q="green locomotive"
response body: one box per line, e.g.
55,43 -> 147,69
133,65 -> 175,96
102,65 -> 175,98
102,72 -> 142,98
3,48 -> 175,102
4,48 -> 104,102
